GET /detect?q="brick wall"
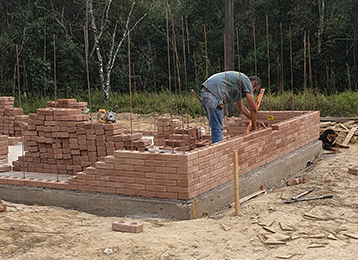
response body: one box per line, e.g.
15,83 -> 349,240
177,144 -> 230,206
1,111 -> 320,200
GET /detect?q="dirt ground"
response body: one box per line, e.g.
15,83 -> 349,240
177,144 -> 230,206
1,116 -> 358,260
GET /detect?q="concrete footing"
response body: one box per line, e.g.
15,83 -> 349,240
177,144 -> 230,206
0,140 -> 322,220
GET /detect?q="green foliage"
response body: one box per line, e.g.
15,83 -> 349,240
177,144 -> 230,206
14,90 -> 358,120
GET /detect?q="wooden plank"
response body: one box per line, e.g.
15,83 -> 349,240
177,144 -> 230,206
320,117 -> 358,123
342,126 -> 358,146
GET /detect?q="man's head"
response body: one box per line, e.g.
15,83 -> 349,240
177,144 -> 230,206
249,76 -> 261,91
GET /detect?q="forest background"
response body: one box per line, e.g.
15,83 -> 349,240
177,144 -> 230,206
0,0 -> 358,117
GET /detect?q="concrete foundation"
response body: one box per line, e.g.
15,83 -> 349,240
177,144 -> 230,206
0,140 -> 322,220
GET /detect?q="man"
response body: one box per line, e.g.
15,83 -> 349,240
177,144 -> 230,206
201,71 -> 265,144
319,129 -> 349,152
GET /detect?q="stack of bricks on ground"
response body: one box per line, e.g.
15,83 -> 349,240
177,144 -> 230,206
0,135 -> 11,172
2,111 -> 320,200
12,99 -> 152,175
154,116 -> 210,151
0,97 -> 28,145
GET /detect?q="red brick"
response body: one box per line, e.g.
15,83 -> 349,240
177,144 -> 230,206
96,175 -> 116,181
145,184 -> 166,192
135,177 -> 156,185
134,165 -> 155,172
136,190 -> 157,197
86,180 -> 105,186
155,179 -> 177,186
114,164 -> 135,171
145,160 -> 166,167
348,166 -> 358,175
125,158 -> 145,165
112,221 -> 143,233
126,183 -> 145,190
125,171 -> 145,178
115,176 -> 135,183
24,178 -> 43,187
95,161 -> 115,169
105,182 -> 126,188
7,177 -> 25,186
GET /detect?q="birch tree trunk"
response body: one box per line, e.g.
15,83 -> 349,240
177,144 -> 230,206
88,0 -> 147,103
318,0 -> 325,54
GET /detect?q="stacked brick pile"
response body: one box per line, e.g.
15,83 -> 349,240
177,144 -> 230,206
12,99 -> 153,174
154,116 -> 209,150
0,96 -> 28,138
160,126 -> 199,151
114,132 -> 152,152
153,117 -> 182,146
0,135 -> 8,164
0,135 -> 11,172
46,98 -> 87,111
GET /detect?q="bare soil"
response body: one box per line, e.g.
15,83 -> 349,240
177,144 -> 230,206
1,116 -> 358,260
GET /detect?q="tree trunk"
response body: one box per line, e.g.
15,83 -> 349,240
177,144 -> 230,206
317,0 -> 325,54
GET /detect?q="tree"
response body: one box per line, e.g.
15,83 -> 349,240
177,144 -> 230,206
88,0 -> 148,103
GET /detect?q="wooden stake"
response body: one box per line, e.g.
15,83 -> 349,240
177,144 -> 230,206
204,24 -> 211,139
236,27 -> 240,71
128,32 -> 133,150
16,45 -> 25,179
182,16 -> 190,151
280,23 -> 284,111
53,35 -> 60,181
233,150 -> 240,216
289,26 -> 293,111
172,17 -> 185,152
253,19 -> 257,75
166,9 -> 171,93
266,16 -> 271,111
83,26 -> 95,166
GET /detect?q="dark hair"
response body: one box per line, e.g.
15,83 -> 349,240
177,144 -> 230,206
249,76 -> 261,86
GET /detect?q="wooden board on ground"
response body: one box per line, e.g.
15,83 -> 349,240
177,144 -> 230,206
342,126 -> 358,146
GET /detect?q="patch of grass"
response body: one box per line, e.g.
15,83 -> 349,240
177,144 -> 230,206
9,89 -> 358,118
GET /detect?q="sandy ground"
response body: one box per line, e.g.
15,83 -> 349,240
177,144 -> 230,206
1,116 -> 358,259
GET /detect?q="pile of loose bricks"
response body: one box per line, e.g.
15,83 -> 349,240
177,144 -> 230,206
0,135 -> 11,172
0,96 -> 28,145
154,116 -> 210,151
12,99 -> 153,175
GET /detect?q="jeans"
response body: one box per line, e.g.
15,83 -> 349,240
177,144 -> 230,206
200,88 -> 223,144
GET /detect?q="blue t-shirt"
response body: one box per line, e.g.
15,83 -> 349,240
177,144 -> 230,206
202,71 -> 253,103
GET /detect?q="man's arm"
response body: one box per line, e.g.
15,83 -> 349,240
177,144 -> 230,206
236,92 -> 257,130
